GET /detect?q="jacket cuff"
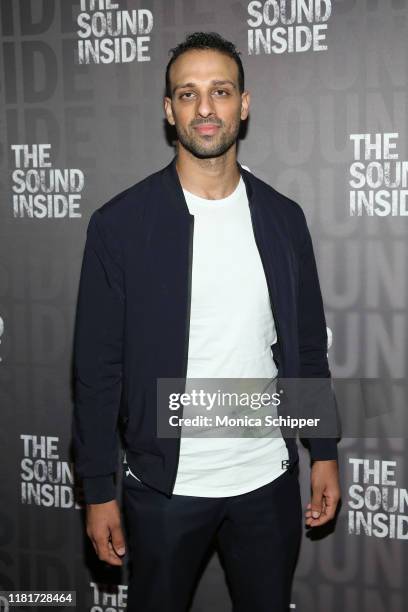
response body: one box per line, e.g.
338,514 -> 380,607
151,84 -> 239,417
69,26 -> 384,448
82,475 -> 116,504
308,438 -> 338,461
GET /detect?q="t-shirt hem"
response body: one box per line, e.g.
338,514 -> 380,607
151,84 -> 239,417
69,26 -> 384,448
171,467 -> 288,498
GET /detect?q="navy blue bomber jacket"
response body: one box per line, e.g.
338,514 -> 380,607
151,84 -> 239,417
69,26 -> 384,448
72,156 -> 338,504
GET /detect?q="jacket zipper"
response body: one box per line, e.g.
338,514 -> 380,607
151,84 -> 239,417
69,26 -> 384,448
248,198 -> 296,468
168,214 -> 195,495
247,200 -> 284,373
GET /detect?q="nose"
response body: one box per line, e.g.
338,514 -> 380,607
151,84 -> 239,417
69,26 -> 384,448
196,92 -> 216,118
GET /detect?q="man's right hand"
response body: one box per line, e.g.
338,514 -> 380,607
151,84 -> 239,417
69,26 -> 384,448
86,499 -> 126,566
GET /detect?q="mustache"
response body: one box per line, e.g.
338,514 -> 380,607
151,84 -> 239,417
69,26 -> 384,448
190,118 -> 223,127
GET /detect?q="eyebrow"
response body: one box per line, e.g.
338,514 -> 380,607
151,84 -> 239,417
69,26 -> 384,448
172,79 -> 237,95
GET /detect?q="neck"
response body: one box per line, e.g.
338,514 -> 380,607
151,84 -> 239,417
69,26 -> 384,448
175,143 -> 241,200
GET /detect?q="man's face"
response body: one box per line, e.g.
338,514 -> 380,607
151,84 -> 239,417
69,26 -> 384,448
164,49 -> 250,159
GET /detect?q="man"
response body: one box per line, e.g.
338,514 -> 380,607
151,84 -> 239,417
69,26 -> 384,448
73,31 -> 340,611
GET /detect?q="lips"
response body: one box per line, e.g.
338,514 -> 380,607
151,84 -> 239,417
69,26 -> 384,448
193,124 -> 220,135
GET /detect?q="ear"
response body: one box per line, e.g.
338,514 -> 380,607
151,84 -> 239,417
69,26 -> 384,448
164,96 -> 176,126
240,90 -> 250,121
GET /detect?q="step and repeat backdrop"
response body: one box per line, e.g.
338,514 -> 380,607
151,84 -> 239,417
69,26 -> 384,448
0,1 -> 407,611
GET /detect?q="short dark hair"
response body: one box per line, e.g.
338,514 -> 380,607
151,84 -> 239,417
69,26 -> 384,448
165,31 -> 245,98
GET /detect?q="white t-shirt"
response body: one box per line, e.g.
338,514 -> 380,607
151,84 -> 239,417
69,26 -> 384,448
170,175 -> 289,497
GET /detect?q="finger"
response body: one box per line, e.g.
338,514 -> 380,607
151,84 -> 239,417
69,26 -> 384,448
95,535 -> 122,566
305,507 -> 326,526
110,524 -> 126,556
306,495 -> 339,526
321,495 -> 339,521
306,510 -> 331,527
107,541 -> 124,566
90,537 -> 99,556
304,501 -> 313,515
310,489 -> 324,519
100,542 -> 123,566
305,496 -> 326,525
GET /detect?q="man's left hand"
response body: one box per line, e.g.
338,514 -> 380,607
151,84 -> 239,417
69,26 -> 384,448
305,459 -> 341,527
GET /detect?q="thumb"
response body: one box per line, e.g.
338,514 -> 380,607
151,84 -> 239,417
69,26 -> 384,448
311,487 -> 324,519
110,524 -> 126,556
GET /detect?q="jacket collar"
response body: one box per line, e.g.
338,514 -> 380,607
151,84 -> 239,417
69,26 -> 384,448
161,155 -> 255,216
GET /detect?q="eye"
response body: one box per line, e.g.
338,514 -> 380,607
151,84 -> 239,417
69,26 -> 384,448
213,89 -> 229,96
179,92 -> 195,100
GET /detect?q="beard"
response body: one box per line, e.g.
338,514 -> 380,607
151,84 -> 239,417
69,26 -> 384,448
174,113 -> 241,159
